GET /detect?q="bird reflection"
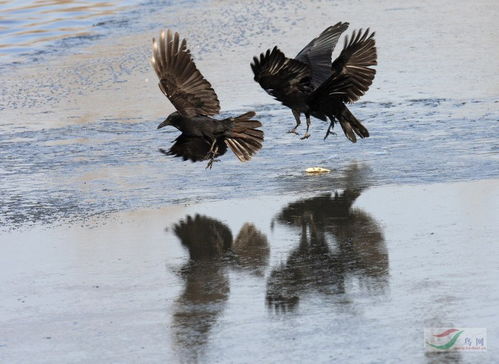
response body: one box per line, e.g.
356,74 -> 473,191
233,223 -> 270,276
267,164 -> 389,312
171,214 -> 268,361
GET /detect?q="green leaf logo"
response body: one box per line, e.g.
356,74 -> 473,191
426,330 -> 464,350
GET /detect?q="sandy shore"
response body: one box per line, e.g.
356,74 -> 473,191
1,178 -> 497,363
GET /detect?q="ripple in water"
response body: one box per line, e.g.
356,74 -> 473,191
0,0 -> 139,64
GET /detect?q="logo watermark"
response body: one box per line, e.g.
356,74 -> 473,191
424,328 -> 487,351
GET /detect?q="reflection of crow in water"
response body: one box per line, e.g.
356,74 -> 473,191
173,214 -> 233,260
172,215 -> 231,362
267,214 -> 345,312
266,167 -> 388,312
151,30 -> 264,168
251,22 -> 376,141
171,214 -> 268,361
173,214 -> 269,272
233,223 -> 270,276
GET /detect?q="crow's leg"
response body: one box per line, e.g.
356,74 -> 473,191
206,145 -> 220,169
288,110 -> 301,134
324,116 -> 337,140
207,138 -> 217,154
300,113 -> 312,139
206,139 -> 220,169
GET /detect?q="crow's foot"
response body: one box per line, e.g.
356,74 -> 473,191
205,158 -> 220,169
324,119 -> 339,140
323,131 -> 336,140
324,124 -> 337,140
205,144 -> 219,169
300,133 -> 311,140
288,128 -> 299,135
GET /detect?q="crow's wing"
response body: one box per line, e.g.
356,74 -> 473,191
308,73 -> 355,109
251,46 -> 312,104
331,28 -> 377,103
161,134 -> 227,162
295,22 -> 349,89
151,30 -> 220,118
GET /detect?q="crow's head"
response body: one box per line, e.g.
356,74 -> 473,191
157,111 -> 182,129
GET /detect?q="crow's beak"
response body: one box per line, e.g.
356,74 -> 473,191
157,119 -> 170,129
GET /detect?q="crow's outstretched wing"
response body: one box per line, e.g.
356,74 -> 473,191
251,46 -> 312,105
151,30 -> 220,118
330,28 -> 377,103
161,134 -> 227,162
295,22 -> 349,89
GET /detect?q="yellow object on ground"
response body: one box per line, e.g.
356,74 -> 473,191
305,167 -> 331,174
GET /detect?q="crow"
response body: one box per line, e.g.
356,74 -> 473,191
151,30 -> 264,168
251,23 -> 377,142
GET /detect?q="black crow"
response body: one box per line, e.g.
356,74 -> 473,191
251,23 -> 377,142
151,30 -> 264,168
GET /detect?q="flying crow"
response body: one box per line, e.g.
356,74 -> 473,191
152,30 -> 264,168
251,23 -> 376,142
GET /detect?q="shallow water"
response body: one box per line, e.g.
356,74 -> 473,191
1,177 -> 497,363
0,1 -> 498,360
0,0 -> 199,67
1,0 -> 498,230
0,0 -> 136,64
1,97 -> 498,229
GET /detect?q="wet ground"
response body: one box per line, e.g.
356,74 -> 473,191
1,96 -> 497,229
0,0 -> 498,362
1,0 -> 498,229
1,175 -> 497,363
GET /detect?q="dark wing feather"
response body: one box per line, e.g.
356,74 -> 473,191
295,22 -> 349,89
331,28 -> 377,103
251,46 -> 312,105
151,29 -> 220,118
161,134 -> 227,162
308,72 -> 354,109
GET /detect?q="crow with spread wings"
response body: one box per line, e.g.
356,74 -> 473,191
251,22 -> 377,142
151,30 -> 264,169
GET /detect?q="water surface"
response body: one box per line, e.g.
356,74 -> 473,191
1,97 -> 497,229
1,0 -> 497,231
1,177 -> 497,363
0,0 -> 140,64
0,0 -> 497,362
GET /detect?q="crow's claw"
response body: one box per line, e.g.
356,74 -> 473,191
323,130 -> 336,140
205,158 -> 220,169
324,122 -> 337,140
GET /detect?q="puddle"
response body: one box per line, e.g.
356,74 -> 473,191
0,175 -> 497,362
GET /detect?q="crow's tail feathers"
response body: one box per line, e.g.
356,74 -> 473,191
336,106 -> 369,143
225,111 -> 264,162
